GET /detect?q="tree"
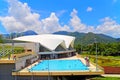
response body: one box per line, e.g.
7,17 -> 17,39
116,42 -> 120,56
74,44 -> 82,54
97,43 -> 105,55
0,34 -> 3,43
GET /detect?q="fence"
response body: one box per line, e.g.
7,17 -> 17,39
0,44 -> 13,58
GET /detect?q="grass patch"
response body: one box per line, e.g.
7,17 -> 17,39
91,76 -> 120,80
81,54 -> 120,67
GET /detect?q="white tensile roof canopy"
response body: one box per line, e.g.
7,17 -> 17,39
13,34 -> 75,51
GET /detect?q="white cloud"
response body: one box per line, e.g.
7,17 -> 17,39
70,9 -> 86,32
0,0 -> 69,33
69,9 -> 120,38
0,16 -> 25,32
41,13 -> 68,33
86,7 -> 93,12
56,10 -> 67,17
0,0 -> 120,38
96,17 -> 120,37
70,9 -> 95,33
0,0 -> 69,34
0,0 -> 42,33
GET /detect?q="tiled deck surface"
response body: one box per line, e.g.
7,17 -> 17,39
12,55 -> 104,76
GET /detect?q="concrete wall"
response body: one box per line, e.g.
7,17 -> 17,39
15,60 -> 26,70
15,76 -> 72,80
15,54 -> 39,70
0,63 -> 15,80
16,76 -> 54,80
22,43 -> 39,53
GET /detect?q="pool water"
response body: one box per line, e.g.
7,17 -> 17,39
30,59 -> 88,71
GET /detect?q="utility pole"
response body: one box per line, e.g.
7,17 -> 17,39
94,38 -> 98,71
48,59 -> 50,80
81,40 -> 82,54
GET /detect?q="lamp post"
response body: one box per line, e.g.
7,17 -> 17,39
31,69 -> 34,80
94,38 -> 98,71
48,59 -> 50,80
11,35 -> 15,60
81,40 -> 82,54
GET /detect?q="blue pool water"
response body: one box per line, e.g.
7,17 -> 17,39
30,59 -> 88,71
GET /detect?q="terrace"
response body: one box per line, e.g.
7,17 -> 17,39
12,55 -> 104,77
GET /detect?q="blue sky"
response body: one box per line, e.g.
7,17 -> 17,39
0,0 -> 120,38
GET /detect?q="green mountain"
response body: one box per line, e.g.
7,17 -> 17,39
3,30 -> 38,39
80,32 -> 116,45
2,30 -> 38,43
53,31 -> 117,45
2,30 -> 118,45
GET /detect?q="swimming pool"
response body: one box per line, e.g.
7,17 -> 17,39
30,59 -> 88,71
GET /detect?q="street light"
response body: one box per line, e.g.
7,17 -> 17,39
81,40 -> 82,54
31,68 -> 34,80
48,59 -> 50,80
94,38 -> 98,71
11,35 -> 15,60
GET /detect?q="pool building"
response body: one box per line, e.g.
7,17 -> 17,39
0,34 -> 104,80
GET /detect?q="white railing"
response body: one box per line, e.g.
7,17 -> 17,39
39,49 -> 76,54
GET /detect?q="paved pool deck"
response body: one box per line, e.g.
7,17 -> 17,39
12,55 -> 104,76
102,74 -> 120,77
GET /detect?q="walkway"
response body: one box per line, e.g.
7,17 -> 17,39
102,74 -> 120,77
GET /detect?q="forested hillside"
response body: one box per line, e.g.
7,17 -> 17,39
54,31 -> 118,45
